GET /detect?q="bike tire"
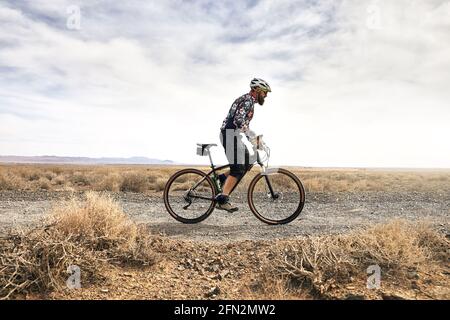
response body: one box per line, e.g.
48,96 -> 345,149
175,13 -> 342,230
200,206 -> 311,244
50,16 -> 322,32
247,168 -> 305,225
163,168 -> 217,224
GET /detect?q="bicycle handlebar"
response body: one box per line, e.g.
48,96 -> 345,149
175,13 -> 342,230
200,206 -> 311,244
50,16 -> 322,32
255,135 -> 270,166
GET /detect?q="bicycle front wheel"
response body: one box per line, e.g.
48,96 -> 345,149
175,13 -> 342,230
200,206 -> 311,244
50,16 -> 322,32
248,168 -> 305,225
163,168 -> 217,224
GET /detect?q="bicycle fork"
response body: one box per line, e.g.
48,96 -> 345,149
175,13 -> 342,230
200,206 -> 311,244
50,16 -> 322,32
263,174 -> 280,200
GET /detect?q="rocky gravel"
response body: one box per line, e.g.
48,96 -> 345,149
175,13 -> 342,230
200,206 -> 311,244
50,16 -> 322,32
0,190 -> 448,242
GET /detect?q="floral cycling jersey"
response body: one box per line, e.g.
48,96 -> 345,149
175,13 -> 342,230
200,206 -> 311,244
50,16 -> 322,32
220,93 -> 256,136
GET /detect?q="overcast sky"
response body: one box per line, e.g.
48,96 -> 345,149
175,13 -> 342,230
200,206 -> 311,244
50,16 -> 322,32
0,0 -> 449,167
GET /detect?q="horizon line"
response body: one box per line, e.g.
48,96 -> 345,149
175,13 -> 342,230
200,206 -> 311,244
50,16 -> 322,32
0,155 -> 449,170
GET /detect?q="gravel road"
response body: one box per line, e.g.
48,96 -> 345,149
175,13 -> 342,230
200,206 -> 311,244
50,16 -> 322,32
0,190 -> 448,242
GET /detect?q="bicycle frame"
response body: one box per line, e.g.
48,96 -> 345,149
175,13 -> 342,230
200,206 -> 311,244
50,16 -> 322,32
165,137 -> 305,225
186,164 -> 250,200
187,140 -> 277,201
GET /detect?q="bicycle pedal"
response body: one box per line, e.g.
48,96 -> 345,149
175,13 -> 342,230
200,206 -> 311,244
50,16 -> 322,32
183,203 -> 192,210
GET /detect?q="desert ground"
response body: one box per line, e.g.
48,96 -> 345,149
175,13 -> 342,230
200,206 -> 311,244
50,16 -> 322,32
0,164 -> 449,300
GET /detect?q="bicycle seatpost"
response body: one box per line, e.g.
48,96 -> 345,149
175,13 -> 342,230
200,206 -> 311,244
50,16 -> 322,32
207,148 -> 215,169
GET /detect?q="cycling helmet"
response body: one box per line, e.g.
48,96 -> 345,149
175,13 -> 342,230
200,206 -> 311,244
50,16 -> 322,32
250,78 -> 272,92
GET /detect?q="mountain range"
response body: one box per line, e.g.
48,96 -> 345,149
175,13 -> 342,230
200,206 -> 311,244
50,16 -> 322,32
0,155 -> 174,165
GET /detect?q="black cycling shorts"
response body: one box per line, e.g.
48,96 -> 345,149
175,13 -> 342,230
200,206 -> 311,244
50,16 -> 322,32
220,129 -> 256,178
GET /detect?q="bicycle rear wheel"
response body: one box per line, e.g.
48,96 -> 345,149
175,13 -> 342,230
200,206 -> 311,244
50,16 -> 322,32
247,168 -> 305,225
163,168 -> 217,224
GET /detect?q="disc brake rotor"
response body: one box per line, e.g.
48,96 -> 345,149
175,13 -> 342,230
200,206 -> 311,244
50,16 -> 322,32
266,191 -> 283,202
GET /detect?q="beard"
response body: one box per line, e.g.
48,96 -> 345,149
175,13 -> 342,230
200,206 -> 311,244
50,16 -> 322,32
257,94 -> 265,105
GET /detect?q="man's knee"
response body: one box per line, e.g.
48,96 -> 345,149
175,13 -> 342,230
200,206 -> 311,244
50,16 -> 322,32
229,164 -> 244,179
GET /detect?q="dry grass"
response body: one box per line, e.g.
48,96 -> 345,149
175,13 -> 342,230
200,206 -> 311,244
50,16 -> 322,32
92,172 -> 122,192
51,192 -> 154,263
298,168 -> 450,193
1,164 -> 449,194
0,165 -> 174,193
1,214 -> 448,299
0,171 -> 26,190
258,220 -> 449,299
119,172 -> 149,193
0,192 -> 156,300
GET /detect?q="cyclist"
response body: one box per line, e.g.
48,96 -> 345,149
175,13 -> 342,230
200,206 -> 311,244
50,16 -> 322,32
215,78 -> 271,212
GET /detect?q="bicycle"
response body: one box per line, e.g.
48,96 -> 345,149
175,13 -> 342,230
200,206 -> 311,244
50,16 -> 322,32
163,135 -> 305,225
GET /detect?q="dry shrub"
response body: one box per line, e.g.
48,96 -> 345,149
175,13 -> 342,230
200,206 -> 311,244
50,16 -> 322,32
70,173 -> 91,186
0,173 -> 12,190
30,173 -> 41,181
0,172 -> 25,190
264,220 -> 449,298
414,223 -> 450,262
44,171 -> 57,181
50,167 -> 64,175
351,221 -> 430,271
304,178 -> 325,192
53,176 -> 65,186
51,192 -> 155,264
23,171 -> 41,182
147,174 -> 158,184
38,178 -> 51,190
120,173 -> 148,193
93,173 -> 123,192
152,178 -> 167,192
240,277 -> 309,300
0,228 -> 101,300
0,192 -> 156,299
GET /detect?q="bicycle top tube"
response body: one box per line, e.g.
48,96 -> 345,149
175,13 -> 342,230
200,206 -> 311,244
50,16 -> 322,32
206,164 -> 230,176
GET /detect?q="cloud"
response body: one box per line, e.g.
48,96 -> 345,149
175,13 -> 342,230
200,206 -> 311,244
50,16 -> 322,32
0,0 -> 449,167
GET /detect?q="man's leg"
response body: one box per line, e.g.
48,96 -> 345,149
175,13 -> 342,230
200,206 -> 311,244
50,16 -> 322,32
215,129 -> 244,212
215,172 -> 240,212
219,134 -> 252,198
218,170 -> 229,188
215,165 -> 242,212
220,170 -> 230,178
222,174 -> 238,196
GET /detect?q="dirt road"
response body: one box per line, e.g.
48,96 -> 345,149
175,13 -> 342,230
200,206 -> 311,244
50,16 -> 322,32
1,190 -> 448,242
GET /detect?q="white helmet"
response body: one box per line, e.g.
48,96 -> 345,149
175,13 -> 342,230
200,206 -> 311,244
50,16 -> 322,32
250,78 -> 272,92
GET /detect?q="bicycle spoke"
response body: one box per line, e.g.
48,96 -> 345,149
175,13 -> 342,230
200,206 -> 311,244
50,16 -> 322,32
249,169 -> 305,224
164,169 -> 216,223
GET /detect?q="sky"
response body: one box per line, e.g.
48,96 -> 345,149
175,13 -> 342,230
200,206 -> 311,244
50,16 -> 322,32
0,0 -> 449,168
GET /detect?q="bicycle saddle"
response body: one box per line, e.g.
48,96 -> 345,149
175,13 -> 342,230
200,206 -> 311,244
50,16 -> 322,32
196,143 -> 217,156
197,143 -> 217,148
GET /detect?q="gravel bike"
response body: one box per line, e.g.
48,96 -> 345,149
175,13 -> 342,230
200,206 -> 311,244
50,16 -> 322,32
163,135 -> 305,225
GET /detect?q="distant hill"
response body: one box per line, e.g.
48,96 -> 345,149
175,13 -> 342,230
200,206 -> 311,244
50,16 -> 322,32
0,155 -> 175,165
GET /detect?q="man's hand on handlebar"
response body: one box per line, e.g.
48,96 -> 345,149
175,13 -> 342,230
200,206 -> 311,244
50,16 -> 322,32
247,130 -> 265,150
254,135 -> 264,150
